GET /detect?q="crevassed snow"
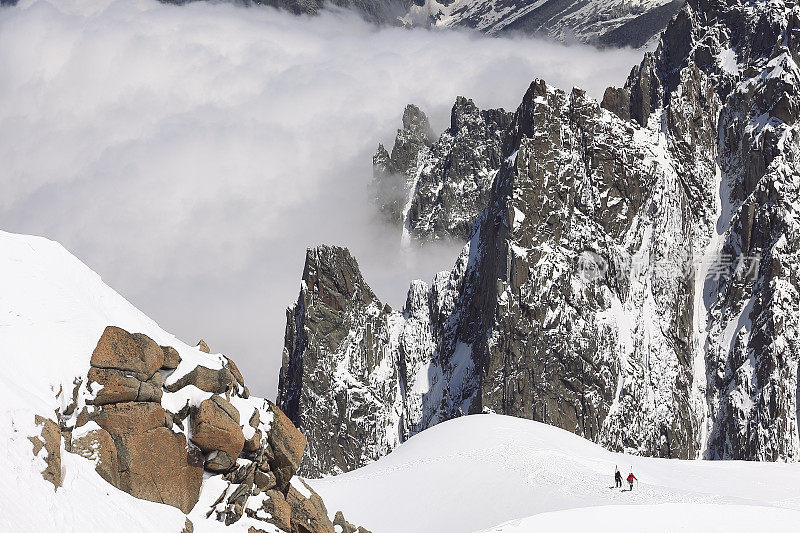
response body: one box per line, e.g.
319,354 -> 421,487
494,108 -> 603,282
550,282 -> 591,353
309,415 -> 800,533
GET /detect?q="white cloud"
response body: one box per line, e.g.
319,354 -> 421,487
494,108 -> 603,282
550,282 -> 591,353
0,0 -> 645,396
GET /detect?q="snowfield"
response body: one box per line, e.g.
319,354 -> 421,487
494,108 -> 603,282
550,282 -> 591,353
309,415 -> 800,533
0,230 -> 275,532
0,230 -> 192,531
2,228 -> 800,533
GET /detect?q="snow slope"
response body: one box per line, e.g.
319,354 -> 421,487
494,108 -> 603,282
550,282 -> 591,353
0,230 -> 193,531
309,414 -> 800,533
0,229 -> 283,533
480,504 -> 800,533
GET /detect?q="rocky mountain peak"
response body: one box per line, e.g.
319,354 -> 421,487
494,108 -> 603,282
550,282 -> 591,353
301,245 -> 377,311
402,103 -> 435,142
282,0 -> 800,475
373,95 -> 513,242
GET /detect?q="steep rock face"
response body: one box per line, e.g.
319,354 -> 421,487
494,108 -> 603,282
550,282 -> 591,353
373,104 -> 436,225
278,246 -> 405,476
374,97 -> 513,242
688,0 -> 800,461
607,0 -> 800,461
282,0 -> 800,474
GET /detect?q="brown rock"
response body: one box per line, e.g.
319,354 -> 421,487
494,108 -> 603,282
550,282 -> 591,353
165,365 -> 236,395
90,326 -> 163,381
61,378 -> 83,417
87,367 -> 162,405
87,367 -> 138,404
244,429 -> 264,453
249,408 -> 260,427
227,461 -> 256,485
197,340 -> 210,353
286,479 -> 335,533
228,478 -> 253,506
272,465 -> 295,494
29,415 -> 62,489
333,511 -> 372,533
260,489 -> 292,532
93,402 -> 204,513
70,425 -> 120,487
182,518 -> 194,533
266,402 -> 306,490
225,357 -> 245,386
243,408 -> 263,452
257,441 -> 276,467
161,345 -> 182,370
190,395 -> 245,465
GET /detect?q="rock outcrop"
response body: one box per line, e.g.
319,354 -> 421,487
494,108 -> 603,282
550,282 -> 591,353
46,325 -> 368,533
91,401 -> 205,513
28,415 -> 62,489
165,364 -> 237,395
266,401 -> 308,490
373,104 -> 435,226
191,395 -> 246,469
89,326 -> 164,381
334,511 -> 373,533
282,0 -> 800,475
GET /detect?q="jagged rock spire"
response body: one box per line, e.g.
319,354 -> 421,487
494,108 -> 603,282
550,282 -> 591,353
281,0 -> 800,475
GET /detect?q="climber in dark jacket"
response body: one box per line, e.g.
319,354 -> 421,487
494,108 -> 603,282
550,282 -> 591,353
614,467 -> 622,488
627,471 -> 637,490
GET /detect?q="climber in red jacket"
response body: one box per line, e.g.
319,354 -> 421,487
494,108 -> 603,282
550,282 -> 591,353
627,471 -> 637,491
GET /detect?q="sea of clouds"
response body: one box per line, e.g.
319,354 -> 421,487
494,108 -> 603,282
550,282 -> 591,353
0,0 -> 646,395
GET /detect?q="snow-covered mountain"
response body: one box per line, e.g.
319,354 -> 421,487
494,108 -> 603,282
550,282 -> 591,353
309,414 -> 800,533
373,99 -> 513,243
280,0 -> 800,477
162,0 -> 416,26
0,229 -> 367,533
154,0 -> 682,48
416,0 -> 684,47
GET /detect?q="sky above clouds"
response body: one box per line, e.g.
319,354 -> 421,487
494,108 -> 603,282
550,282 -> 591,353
0,0 -> 646,396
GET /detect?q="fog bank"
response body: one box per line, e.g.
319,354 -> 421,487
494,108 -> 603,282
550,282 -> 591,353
0,0 -> 645,396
